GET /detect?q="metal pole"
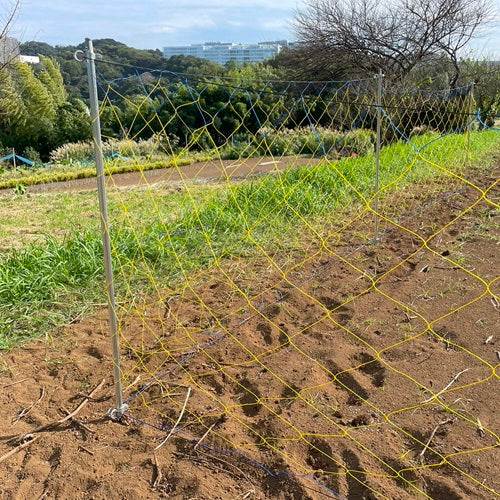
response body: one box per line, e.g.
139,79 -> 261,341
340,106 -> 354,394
374,69 -> 383,241
83,38 -> 126,418
466,81 -> 475,166
12,148 -> 16,171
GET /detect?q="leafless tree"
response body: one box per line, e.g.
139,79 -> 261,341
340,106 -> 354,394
0,0 -> 20,70
293,0 -> 493,85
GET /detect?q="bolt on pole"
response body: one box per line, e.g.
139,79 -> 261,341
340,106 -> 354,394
373,69 -> 383,241
82,38 -> 126,418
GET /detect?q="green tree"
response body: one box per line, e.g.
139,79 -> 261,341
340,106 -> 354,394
459,59 -> 500,127
0,56 -> 92,159
49,98 -> 92,146
0,61 -> 56,153
37,55 -> 67,106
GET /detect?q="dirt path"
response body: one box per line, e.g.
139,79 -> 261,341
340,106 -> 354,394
19,156 -> 317,195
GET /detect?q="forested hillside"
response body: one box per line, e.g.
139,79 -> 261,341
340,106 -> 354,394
20,39 -> 224,100
0,38 -> 495,165
2,39 -> 283,161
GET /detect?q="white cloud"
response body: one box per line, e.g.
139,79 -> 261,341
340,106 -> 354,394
12,0 -> 499,56
151,13 -> 218,34
15,0 -> 299,47
259,18 -> 292,30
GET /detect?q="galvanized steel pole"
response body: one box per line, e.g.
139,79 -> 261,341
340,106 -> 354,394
466,81 -> 475,166
374,69 -> 383,241
83,38 -> 126,418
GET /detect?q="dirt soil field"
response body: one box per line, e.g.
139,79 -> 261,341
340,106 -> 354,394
0,160 -> 498,499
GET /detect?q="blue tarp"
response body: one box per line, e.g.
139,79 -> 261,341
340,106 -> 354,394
0,152 -> 129,166
0,153 -> 35,166
108,152 -> 129,160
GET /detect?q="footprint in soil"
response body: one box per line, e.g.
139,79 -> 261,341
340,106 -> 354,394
262,464 -> 311,500
278,324 -> 290,345
382,458 -> 419,489
266,303 -> 281,319
203,374 -> 224,395
307,437 -> 339,473
87,346 -> 104,360
48,446 -> 62,470
318,296 -> 342,310
237,378 -> 262,417
256,322 -> 273,345
425,480 -> 462,499
326,361 -> 369,405
357,353 -> 386,387
342,449 -> 375,499
281,383 -> 301,399
318,296 -> 352,323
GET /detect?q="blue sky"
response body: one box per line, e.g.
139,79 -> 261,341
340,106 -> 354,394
12,0 -> 299,49
9,0 -> 500,58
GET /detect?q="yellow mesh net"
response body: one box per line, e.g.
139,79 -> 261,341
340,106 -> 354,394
95,65 -> 499,498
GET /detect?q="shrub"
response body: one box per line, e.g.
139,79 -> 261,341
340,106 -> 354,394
49,134 -> 181,164
255,126 -> 374,158
49,141 -> 95,164
23,146 -> 42,165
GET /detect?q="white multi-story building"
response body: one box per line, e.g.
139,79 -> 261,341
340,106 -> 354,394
0,37 -> 39,65
0,36 -> 20,64
19,55 -> 40,64
164,40 -> 293,65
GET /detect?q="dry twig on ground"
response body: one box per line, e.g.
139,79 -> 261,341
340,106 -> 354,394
0,436 -> 39,464
151,452 -> 163,489
422,369 -> 469,403
155,386 -> 192,450
11,387 -> 45,425
6,379 -> 105,444
419,418 -> 454,463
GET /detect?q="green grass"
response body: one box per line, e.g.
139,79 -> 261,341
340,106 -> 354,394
0,183 -> 218,249
0,130 -> 498,348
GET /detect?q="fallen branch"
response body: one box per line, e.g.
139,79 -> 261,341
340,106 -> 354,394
419,418 -> 454,463
155,386 -> 191,450
491,297 -> 500,311
476,418 -> 485,438
194,415 -> 226,450
8,379 -> 105,444
174,449 -> 255,494
2,378 -> 29,389
61,406 -> 95,434
12,387 -> 45,426
203,451 -> 256,495
422,369 -> 469,403
78,445 -> 94,456
0,436 -> 39,464
151,452 -> 162,489
71,392 -> 111,403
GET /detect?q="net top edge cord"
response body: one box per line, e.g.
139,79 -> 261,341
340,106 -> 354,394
96,69 -> 478,124
90,54 -> 475,99
89,54 -> 374,86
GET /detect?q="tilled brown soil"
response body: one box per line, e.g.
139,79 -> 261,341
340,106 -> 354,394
0,163 -> 498,499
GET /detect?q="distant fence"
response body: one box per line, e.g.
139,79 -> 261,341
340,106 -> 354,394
80,39 -> 499,498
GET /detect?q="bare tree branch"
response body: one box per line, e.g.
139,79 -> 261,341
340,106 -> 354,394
291,0 -> 494,84
0,0 -> 20,71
